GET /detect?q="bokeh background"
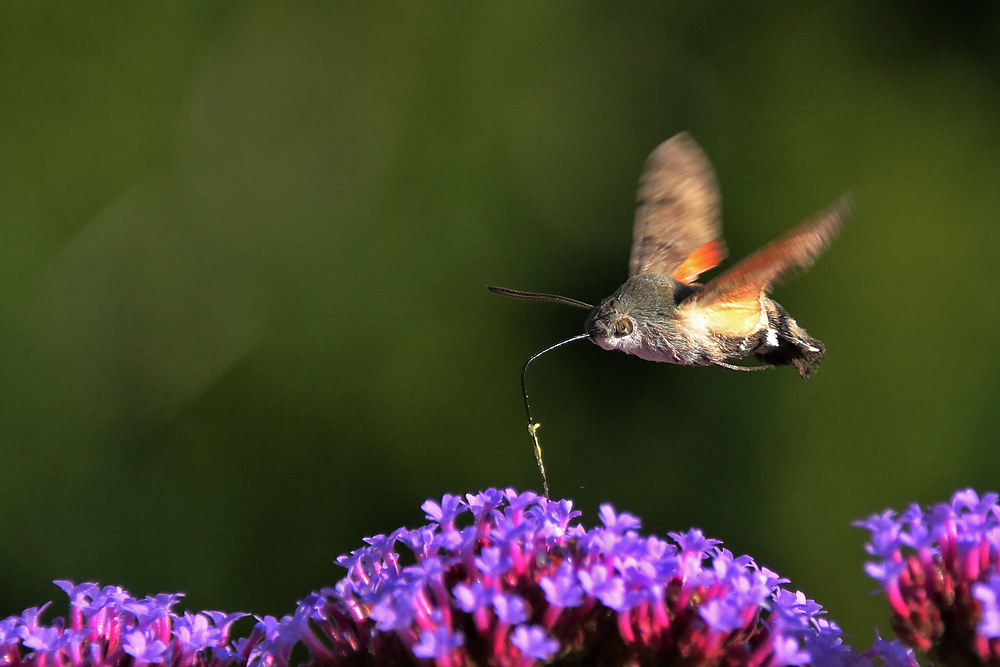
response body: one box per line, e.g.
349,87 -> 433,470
3,0 -> 1000,649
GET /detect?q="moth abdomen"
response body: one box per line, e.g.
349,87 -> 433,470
752,301 -> 826,379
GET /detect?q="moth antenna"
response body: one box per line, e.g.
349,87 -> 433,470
712,360 -> 774,372
520,333 -> 590,498
488,286 -> 594,310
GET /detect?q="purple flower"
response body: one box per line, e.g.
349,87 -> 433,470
598,503 -> 642,534
452,582 -> 490,613
465,488 -> 505,522
858,488 -> 1000,664
421,494 -> 466,530
510,624 -> 559,660
491,592 -> 528,625
203,610 -> 248,644
701,598 -> 745,633
866,630 -> 920,667
314,489 -> 855,665
122,629 -> 168,665
671,527 -> 722,555
0,488 -> 868,667
0,582 -> 243,667
539,563 -> 584,608
368,588 -> 416,631
503,489 -> 539,517
173,612 -> 220,656
18,624 -> 65,652
773,633 -> 811,666
975,574 -> 1000,637
577,563 -> 630,611
412,627 -> 463,659
473,545 -> 513,577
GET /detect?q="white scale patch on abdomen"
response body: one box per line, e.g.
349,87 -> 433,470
764,328 -> 779,347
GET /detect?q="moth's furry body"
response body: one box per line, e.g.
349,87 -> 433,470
585,273 -> 825,378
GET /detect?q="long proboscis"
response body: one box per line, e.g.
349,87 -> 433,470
487,286 -> 594,310
520,334 -> 590,498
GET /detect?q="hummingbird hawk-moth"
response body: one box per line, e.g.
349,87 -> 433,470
489,133 -> 849,496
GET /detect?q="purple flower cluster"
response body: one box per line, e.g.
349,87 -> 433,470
1,489 -> 918,667
0,581 -> 246,667
857,488 -> 1000,666
315,489 -> 866,666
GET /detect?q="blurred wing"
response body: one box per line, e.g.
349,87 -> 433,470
629,133 -> 726,282
680,197 -> 850,322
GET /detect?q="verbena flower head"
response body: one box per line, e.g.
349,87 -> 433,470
857,488 -> 1000,666
0,582 -> 246,667
2,489 -> 916,667
316,488 -> 871,666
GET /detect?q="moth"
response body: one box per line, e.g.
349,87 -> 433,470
491,132 -> 849,378
489,133 -> 849,495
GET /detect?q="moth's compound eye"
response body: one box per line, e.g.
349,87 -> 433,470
613,318 -> 633,337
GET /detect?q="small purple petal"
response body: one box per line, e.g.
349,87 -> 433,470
975,574 -> 1000,637
492,593 -> 528,625
503,488 -> 540,514
578,565 -> 631,611
540,564 -> 584,608
453,582 -> 490,613
465,489 -> 505,521
412,627 -> 463,658
866,630 -> 919,667
670,528 -> 721,555
701,598 -> 744,633
474,546 -> 513,577
122,629 -> 168,663
599,504 -> 642,534
174,612 -> 221,648
511,624 -> 560,660
18,625 -> 64,652
369,589 -> 415,631
422,494 -> 467,528
772,633 -> 810,666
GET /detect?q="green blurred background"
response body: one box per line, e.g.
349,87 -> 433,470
3,0 -> 1000,649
